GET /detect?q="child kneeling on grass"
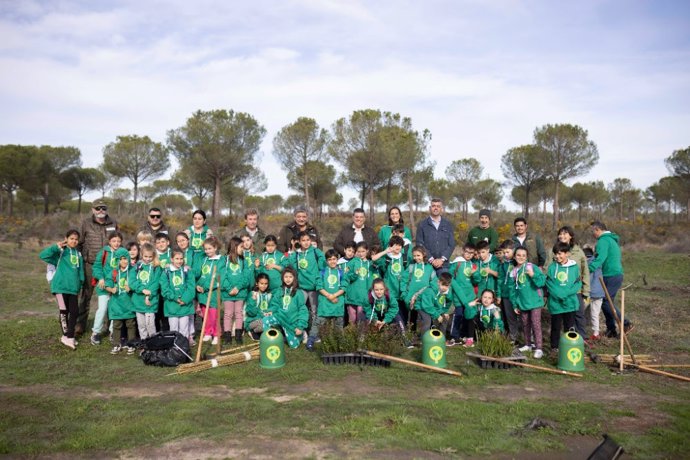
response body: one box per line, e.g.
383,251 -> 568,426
105,248 -> 137,355
265,267 -> 309,348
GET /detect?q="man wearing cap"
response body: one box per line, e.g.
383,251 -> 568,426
467,209 -> 499,252
233,208 -> 266,248
139,207 -> 170,235
277,206 -> 323,253
76,200 -> 119,336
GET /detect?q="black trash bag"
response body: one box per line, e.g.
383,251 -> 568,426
140,331 -> 192,367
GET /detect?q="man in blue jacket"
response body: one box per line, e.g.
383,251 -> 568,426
416,198 -> 456,275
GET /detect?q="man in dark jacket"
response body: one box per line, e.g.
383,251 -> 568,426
277,206 -> 322,253
76,200 -> 118,336
416,198 -> 456,275
333,208 -> 380,257
139,207 -> 169,236
511,217 -> 546,268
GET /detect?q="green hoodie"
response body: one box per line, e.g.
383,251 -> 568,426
545,244 -> 590,297
39,244 -> 84,295
105,249 -> 135,320
269,287 -> 309,332
378,225 -> 413,248
405,262 -> 437,304
92,245 -> 119,296
449,257 -> 478,307
194,255 -> 226,307
244,290 -> 273,330
375,253 -> 409,302
497,258 -> 515,300
589,232 -> 624,277
187,224 -> 212,255
364,290 -> 399,324
545,259 -> 581,314
157,248 -> 172,270
509,262 -> 546,311
345,258 -> 376,307
472,254 -> 500,294
316,266 -> 348,317
130,261 -> 161,313
220,256 -> 253,301
417,287 -> 453,319
288,247 -> 326,291
160,266 -> 196,318
258,251 -> 287,291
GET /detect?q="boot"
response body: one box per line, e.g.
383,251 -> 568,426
221,331 -> 233,344
234,329 -> 244,345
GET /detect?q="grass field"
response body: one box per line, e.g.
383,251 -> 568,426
1,241 -> 689,459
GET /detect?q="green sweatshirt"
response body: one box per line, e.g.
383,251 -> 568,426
345,258 -> 376,307
269,287 -> 309,332
221,256 -> 253,301
183,247 -> 198,271
589,232 -> 624,277
449,257 -> 478,306
258,251 -> 287,291
160,266 -> 196,318
545,244 -> 590,297
467,226 -> 499,252
244,290 -> 273,330
188,225 -> 212,255
106,266 -> 135,320
376,253 -> 409,302
39,244 -> 84,295
472,254 -> 500,294
509,263 -> 546,311
92,245 -> 118,296
417,288 -> 453,319
479,304 -> 504,331
130,261 -> 161,314
364,291 -> 399,324
157,248 -> 172,270
194,255 -> 226,307
316,266 -> 348,317
288,247 -> 326,291
497,259 -> 515,300
545,259 -> 582,314
378,225 -> 413,248
405,262 -> 437,304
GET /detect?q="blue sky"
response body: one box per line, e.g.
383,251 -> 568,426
1,0 -> 688,209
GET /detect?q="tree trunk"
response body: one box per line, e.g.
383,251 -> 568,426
578,203 -> 582,223
212,176 -> 221,218
524,187 -> 531,220
43,183 -> 50,215
406,174 -> 415,231
77,193 -> 83,214
304,168 -> 310,213
133,178 -> 139,205
368,186 -> 376,224
552,181 -> 560,228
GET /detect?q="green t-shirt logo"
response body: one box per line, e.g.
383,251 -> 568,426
358,267 -> 368,277
282,295 -> 291,307
392,261 -> 401,274
172,274 -> 183,287
414,268 -> 423,279
265,257 -> 275,266
118,277 -> 127,289
480,267 -> 488,277
160,259 -> 168,268
192,237 -> 202,249
463,266 -> 471,277
327,273 -> 338,287
229,262 -> 240,273
259,299 -> 268,311
202,264 -> 211,275
557,271 -> 568,283
518,272 -> 527,284
138,270 -> 150,282
298,258 -> 309,269
110,257 -> 117,268
70,254 -> 79,266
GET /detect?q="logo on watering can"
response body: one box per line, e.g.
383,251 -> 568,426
266,345 -> 281,363
567,348 -> 583,366
428,346 -> 444,364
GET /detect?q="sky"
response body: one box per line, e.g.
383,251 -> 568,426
1,0 -> 689,210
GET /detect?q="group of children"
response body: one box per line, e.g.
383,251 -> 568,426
40,220 -> 597,359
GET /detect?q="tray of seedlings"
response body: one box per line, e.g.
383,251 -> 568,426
467,330 -> 526,370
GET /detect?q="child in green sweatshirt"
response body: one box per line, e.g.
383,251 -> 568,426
472,241 -> 499,295
265,267 -> 309,348
345,241 -> 376,325
194,236 -> 226,345
90,231 -> 123,346
244,274 -> 274,340
105,248 -> 136,355
221,237 -> 254,345
372,236 -> 410,322
416,273 -> 455,337
130,243 -> 161,340
545,242 -> 582,352
405,245 -> 438,329
308,249 -> 348,350
288,231 -> 326,332
510,247 -> 546,359
39,229 -> 85,350
258,235 -> 286,291
497,239 -> 519,342
160,249 -> 197,345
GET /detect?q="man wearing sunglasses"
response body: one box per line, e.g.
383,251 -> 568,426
139,207 -> 169,236
76,200 -> 119,337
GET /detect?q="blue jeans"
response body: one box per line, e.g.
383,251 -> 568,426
601,275 -> 630,335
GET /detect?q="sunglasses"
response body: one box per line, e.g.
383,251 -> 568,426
94,206 -> 107,211
149,214 -> 162,219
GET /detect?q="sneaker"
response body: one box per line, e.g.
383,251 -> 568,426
533,349 -> 544,359
211,336 -> 219,345
463,338 -> 474,348
90,333 -> 101,345
403,337 -> 415,349
249,331 -> 261,341
222,331 -> 233,344
188,337 -> 197,347
306,338 -> 315,352
446,339 -> 457,347
302,332 -> 309,344
126,346 -> 136,355
202,335 -> 212,342
519,344 -> 532,353
60,336 -> 76,350
110,345 -> 121,355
